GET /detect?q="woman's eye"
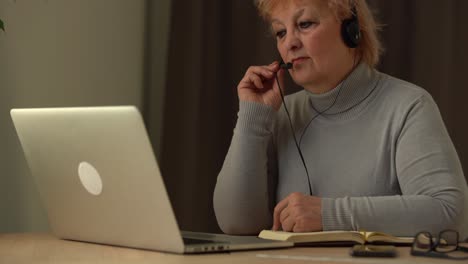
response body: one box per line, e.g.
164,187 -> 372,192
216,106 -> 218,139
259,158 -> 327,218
276,30 -> 286,39
299,21 -> 314,29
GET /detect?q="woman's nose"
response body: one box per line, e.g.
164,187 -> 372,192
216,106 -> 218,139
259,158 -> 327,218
285,31 -> 302,51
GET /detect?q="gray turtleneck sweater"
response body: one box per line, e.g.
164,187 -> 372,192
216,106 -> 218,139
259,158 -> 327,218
213,63 -> 468,239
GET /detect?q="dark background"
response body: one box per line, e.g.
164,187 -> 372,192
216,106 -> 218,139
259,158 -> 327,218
143,0 -> 468,233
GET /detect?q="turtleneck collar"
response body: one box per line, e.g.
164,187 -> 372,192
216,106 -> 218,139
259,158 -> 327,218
304,63 -> 380,119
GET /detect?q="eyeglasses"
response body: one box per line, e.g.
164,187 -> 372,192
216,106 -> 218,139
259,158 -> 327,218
411,230 -> 468,260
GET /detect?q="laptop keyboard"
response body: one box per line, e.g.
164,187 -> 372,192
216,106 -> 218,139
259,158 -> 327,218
183,237 -> 228,245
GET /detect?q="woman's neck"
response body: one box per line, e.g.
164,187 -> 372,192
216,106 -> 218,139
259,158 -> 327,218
303,56 -> 360,94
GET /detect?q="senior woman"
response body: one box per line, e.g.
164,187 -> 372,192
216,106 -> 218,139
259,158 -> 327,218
213,0 -> 468,239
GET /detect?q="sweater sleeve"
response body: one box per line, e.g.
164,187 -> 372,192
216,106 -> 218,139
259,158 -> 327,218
213,101 -> 278,235
321,93 -> 468,237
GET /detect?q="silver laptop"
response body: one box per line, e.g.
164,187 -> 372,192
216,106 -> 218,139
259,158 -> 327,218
10,106 -> 293,254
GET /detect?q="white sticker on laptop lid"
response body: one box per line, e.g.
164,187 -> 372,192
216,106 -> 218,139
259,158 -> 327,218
78,161 -> 103,195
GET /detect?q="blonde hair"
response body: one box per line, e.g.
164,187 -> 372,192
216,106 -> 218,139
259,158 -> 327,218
255,0 -> 382,67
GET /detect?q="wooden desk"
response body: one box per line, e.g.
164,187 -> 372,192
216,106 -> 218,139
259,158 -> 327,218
0,233 -> 462,264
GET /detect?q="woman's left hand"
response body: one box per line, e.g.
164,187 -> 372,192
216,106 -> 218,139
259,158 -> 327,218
272,192 -> 322,232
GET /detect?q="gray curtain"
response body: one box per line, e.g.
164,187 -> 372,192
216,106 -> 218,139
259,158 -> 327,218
144,0 -> 468,233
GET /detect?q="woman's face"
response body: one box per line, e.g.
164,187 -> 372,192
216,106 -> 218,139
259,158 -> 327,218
271,0 -> 355,93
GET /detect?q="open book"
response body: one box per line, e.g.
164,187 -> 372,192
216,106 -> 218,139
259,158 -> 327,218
259,230 -> 414,246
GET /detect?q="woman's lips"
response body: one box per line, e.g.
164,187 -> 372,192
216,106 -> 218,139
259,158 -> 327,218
292,57 -> 308,65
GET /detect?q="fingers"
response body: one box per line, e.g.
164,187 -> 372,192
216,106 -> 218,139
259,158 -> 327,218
273,193 -> 311,232
248,73 -> 264,89
275,195 -> 323,233
282,217 -> 295,232
278,194 -> 297,232
238,62 -> 279,91
277,205 -> 298,232
279,207 -> 295,232
272,197 -> 289,231
275,67 -> 285,92
250,63 -> 277,79
237,61 -> 285,109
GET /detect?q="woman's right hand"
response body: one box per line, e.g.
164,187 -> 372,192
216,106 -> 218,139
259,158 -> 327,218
237,61 -> 285,111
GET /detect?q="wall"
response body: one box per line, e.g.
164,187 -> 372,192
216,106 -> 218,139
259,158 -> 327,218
0,0 -> 146,232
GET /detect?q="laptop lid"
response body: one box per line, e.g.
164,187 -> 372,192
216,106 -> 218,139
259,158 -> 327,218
10,106 -> 292,254
11,106 -> 185,253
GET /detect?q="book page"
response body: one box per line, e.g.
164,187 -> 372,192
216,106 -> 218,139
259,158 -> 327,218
259,230 -> 366,244
364,231 -> 413,244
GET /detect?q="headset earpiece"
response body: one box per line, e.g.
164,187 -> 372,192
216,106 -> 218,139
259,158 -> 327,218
341,6 -> 361,48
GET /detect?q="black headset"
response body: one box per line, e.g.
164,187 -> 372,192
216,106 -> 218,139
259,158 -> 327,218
341,5 -> 361,48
